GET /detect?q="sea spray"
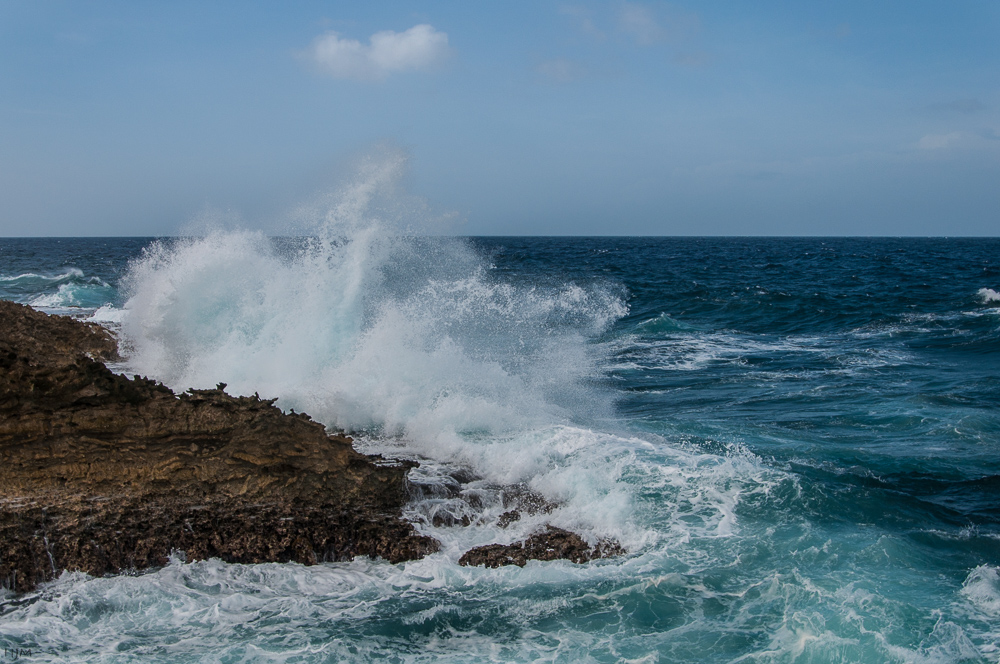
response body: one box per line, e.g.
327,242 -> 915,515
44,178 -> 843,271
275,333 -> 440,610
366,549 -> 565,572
119,154 -> 635,545
978,287 -> 1000,304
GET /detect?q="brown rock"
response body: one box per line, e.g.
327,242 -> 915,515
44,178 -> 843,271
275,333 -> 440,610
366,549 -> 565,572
496,510 -> 521,528
458,526 -> 625,568
0,300 -> 437,593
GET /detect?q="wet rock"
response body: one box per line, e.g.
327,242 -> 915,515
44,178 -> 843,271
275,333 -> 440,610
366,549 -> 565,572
431,511 -> 472,528
496,510 -> 521,528
0,301 -> 438,593
501,484 -> 557,516
458,526 -> 625,568
447,467 -> 479,486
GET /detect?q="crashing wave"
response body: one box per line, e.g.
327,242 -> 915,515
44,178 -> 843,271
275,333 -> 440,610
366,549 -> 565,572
978,288 -> 1000,305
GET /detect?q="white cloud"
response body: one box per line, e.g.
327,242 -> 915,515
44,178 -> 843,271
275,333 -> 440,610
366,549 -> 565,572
619,3 -> 662,45
918,132 -> 962,150
616,3 -> 700,46
560,5 -> 606,41
309,24 -> 449,80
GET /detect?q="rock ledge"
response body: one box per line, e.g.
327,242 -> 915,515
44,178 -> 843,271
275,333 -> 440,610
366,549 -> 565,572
0,300 -> 437,593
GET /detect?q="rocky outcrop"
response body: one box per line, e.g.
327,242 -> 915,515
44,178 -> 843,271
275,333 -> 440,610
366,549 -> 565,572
407,465 -> 627,566
0,300 -> 437,593
458,527 -> 625,568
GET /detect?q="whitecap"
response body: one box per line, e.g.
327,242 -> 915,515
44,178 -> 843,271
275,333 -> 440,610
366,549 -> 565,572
977,287 -> 1000,304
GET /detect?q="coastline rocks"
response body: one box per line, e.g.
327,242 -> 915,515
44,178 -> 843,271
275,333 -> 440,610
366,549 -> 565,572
458,527 -> 625,568
0,300 -> 437,593
407,468 -> 628,567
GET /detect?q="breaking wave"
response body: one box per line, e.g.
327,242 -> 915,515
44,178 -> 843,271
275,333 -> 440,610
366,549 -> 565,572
0,269 -> 114,314
119,153 -> 632,542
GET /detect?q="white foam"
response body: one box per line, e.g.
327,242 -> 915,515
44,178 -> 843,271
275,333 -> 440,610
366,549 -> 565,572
978,288 -> 1000,304
29,283 -> 85,309
88,304 -> 126,324
20,270 -> 113,315
0,268 -> 84,283
615,330 -> 910,376
119,153 -> 633,539
961,565 -> 1000,617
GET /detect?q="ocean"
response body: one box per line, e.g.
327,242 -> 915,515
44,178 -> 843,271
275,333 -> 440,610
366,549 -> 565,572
1,231 -> 999,663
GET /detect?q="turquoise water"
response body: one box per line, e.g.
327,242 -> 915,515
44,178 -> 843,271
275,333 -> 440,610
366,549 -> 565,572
1,234 -> 999,663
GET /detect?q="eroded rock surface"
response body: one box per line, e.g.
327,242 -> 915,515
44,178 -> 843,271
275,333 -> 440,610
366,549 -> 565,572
0,300 -> 437,593
458,527 -> 625,568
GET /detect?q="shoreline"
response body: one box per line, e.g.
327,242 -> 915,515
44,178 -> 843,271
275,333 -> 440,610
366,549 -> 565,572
0,300 -> 437,593
0,300 -> 620,593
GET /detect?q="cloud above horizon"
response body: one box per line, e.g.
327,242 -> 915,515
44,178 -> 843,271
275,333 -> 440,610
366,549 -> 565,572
618,3 -> 663,45
560,5 -> 607,41
618,2 -> 700,46
309,24 -> 449,80
537,58 -> 588,83
918,132 -> 963,150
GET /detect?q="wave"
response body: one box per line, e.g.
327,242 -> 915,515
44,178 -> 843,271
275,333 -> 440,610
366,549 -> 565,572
963,565 -> 1000,617
121,238 -> 624,442
0,268 -> 86,284
29,282 -> 112,310
119,153 -> 632,538
979,288 -> 1000,305
0,268 -> 115,314
634,312 -> 697,334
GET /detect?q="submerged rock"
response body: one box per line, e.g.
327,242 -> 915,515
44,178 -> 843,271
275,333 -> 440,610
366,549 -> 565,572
458,527 -> 625,568
0,300 -> 437,593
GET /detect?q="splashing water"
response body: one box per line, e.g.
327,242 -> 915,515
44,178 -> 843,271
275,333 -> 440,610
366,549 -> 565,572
978,287 -> 1000,304
119,154 -> 632,542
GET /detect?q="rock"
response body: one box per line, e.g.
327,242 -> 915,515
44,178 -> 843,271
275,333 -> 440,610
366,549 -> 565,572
458,526 -> 625,568
501,484 -> 556,516
0,300 -> 438,593
492,484 -> 556,529
496,510 -> 521,528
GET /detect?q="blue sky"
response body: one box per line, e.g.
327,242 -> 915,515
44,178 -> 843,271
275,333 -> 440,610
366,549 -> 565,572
1,1 -> 998,236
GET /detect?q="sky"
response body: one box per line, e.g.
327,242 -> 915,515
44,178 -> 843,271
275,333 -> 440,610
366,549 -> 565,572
1,1 -> 998,236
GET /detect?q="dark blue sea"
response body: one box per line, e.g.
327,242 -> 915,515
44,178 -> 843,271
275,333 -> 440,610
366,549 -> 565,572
2,234 -> 999,663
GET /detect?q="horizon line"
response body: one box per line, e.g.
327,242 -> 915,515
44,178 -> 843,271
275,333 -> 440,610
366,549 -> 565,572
2,234 -> 1000,241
